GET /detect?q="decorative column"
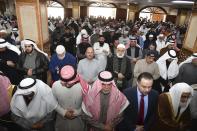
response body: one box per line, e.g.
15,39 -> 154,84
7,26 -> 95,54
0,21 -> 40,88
127,3 -> 139,21
72,2 -> 80,18
183,2 -> 197,52
15,0 -> 49,50
176,9 -> 189,25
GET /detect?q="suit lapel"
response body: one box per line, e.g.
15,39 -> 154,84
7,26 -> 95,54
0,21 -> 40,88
145,91 -> 152,122
133,87 -> 138,115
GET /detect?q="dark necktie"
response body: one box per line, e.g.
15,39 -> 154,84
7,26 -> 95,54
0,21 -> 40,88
137,94 -> 144,125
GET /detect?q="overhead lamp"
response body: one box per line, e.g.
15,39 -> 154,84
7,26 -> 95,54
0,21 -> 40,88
171,1 -> 194,4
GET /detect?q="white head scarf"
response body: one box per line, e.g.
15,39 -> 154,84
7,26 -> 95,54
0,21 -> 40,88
21,39 -> 48,57
0,38 -> 21,55
169,83 -> 193,117
179,53 -> 197,68
165,40 -> 175,48
0,29 -> 7,33
10,78 -> 58,124
156,49 -> 179,80
11,28 -> 20,42
117,43 -> 126,49
76,29 -> 89,45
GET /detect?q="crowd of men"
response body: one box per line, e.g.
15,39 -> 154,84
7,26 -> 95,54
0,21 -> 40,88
0,14 -> 197,131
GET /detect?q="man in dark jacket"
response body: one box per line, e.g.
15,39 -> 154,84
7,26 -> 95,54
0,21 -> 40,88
17,39 -> 49,83
118,72 -> 158,131
106,44 -> 132,91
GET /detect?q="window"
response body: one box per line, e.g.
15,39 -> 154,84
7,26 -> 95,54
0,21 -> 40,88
88,2 -> 116,19
139,6 -> 167,22
47,1 -> 64,20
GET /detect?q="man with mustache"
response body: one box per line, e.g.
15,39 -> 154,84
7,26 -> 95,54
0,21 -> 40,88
151,83 -> 193,131
106,44 -> 132,91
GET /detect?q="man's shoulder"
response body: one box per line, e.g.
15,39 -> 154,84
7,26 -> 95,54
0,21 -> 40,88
182,63 -> 193,68
78,58 -> 86,64
65,52 -> 76,59
124,87 -> 136,95
52,80 -> 61,88
149,89 -> 159,98
136,59 -> 145,63
6,49 -> 19,57
93,42 -> 99,46
36,51 -> 47,58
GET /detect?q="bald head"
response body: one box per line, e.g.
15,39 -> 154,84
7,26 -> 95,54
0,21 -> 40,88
85,47 -> 94,60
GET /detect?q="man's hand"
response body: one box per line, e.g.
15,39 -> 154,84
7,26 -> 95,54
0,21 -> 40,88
6,61 -> 15,67
118,73 -> 125,79
32,122 -> 43,129
88,79 -> 94,85
135,125 -> 144,131
104,124 -> 113,131
64,110 -> 75,119
27,69 -> 33,76
103,49 -> 108,54
132,58 -> 137,63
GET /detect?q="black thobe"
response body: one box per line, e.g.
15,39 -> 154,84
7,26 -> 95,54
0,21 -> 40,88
0,49 -> 20,84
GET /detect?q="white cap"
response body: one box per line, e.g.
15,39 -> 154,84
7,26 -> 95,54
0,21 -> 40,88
117,44 -> 125,49
123,31 -> 128,35
12,28 -> 18,32
149,34 -> 154,37
0,38 -> 8,48
56,45 -> 65,54
0,29 -> 7,33
159,34 -> 164,37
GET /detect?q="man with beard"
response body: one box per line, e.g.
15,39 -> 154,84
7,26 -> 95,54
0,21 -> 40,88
52,65 -> 86,131
93,35 -> 110,71
67,18 -> 79,37
90,27 -> 101,45
190,84 -> 197,131
82,71 -> 129,131
106,44 -> 132,91
49,45 -> 77,82
0,38 -> 21,84
119,31 -> 130,46
50,26 -> 64,55
151,83 -> 193,131
59,26 -> 76,55
11,78 -> 58,131
0,72 -> 22,131
175,53 -> 197,85
17,39 -> 49,83
156,34 -> 166,53
133,50 -> 160,86
125,37 -> 143,86
143,34 -> 156,49
156,49 -> 179,93
76,34 -> 91,61
10,28 -> 20,45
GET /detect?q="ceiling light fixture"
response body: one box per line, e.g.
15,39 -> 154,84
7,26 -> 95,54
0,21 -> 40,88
171,1 -> 194,4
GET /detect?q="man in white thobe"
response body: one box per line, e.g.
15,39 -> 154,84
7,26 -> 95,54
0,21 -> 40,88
52,65 -> 86,131
93,35 -> 110,71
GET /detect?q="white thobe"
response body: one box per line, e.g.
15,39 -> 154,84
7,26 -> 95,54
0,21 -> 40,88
52,81 -> 85,131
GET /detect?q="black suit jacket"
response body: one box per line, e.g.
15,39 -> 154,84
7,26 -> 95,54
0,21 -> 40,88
118,87 -> 158,131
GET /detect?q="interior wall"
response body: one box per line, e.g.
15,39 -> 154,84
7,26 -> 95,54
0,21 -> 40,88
0,0 -> 6,15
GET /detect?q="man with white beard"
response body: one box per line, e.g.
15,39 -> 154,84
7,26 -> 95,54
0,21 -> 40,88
106,44 -> 132,91
156,34 -> 166,53
151,82 -> 193,131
